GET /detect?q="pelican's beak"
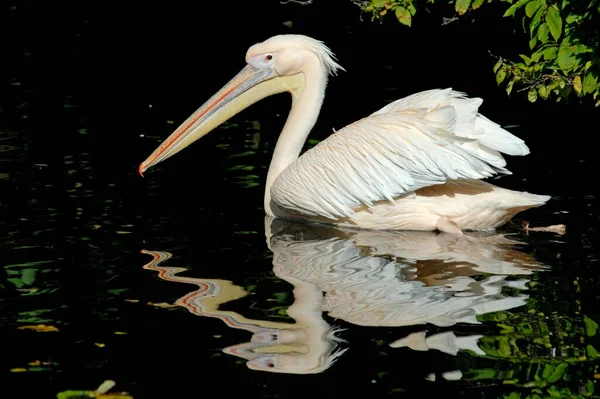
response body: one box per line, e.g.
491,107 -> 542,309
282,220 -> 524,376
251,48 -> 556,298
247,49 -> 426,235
139,64 -> 297,176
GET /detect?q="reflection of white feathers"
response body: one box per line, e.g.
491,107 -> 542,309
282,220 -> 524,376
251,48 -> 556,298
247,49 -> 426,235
390,331 -> 485,356
354,230 -> 544,276
269,221 -> 545,328
142,218 -> 545,376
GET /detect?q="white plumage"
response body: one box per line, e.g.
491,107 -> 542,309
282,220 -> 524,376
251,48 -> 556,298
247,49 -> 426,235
270,87 -> 549,231
139,34 -> 550,233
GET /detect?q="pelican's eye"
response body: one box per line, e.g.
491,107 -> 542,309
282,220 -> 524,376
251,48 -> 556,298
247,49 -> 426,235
247,53 -> 276,70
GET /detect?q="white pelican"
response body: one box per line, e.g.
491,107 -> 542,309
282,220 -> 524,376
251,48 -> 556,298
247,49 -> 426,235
139,34 -> 550,234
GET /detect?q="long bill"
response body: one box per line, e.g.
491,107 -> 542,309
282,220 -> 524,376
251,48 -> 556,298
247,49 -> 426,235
138,64 -> 303,176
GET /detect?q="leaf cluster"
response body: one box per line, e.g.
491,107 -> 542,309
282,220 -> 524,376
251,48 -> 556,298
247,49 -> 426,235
497,0 -> 599,104
355,0 -> 600,105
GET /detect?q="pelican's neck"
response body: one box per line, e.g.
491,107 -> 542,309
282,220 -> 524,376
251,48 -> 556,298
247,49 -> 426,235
265,66 -> 327,216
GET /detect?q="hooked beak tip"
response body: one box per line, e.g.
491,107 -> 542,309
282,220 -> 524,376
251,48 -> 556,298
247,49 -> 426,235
138,163 -> 147,177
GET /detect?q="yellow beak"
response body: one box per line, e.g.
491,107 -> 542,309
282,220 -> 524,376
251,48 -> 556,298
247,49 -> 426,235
138,64 -> 301,176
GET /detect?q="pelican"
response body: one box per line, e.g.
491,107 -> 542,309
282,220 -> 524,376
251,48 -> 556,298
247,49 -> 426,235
139,34 -> 550,234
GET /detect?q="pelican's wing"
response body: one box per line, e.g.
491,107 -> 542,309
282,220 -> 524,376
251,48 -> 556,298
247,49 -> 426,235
370,88 -> 529,156
270,88 -> 530,220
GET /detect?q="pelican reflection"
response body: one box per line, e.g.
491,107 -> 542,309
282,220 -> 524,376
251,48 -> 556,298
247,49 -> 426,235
141,217 -> 545,374
141,249 -> 346,374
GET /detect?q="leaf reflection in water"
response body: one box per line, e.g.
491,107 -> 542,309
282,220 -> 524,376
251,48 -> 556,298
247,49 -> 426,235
141,217 -> 546,375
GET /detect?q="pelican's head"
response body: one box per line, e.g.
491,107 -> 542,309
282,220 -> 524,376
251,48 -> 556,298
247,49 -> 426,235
223,327 -> 347,375
138,34 -> 344,175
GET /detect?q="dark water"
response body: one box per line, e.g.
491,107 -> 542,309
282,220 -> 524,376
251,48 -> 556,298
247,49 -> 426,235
2,1 -> 600,398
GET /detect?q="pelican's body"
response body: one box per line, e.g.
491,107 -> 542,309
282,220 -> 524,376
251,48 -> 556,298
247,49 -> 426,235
139,34 -> 550,233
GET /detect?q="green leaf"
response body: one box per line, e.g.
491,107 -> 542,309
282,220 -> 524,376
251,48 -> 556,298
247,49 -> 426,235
395,6 -> 412,26
17,308 -> 54,323
547,363 -> 568,383
586,381 -> 596,397
21,268 -> 36,286
496,67 -> 507,84
506,79 -> 515,96
587,344 -> 598,359
503,0 -> 529,17
7,278 -> 24,289
546,5 -> 562,41
573,75 -> 582,95
493,61 -> 503,74
57,390 -> 133,399
584,316 -> 598,336
560,0 -> 568,10
531,50 -> 543,62
57,390 -> 95,399
583,72 -> 598,95
542,364 -> 556,380
525,0 -> 541,18
560,84 -> 572,98
543,46 -> 558,60
573,44 -> 593,55
557,43 -> 577,70
469,368 -> 497,380
455,0 -> 472,15
529,6 -> 544,38
529,37 -> 537,49
519,54 -> 532,65
504,6 -> 517,17
537,23 -> 549,42
5,260 -> 55,268
97,380 -> 117,394
528,87 -> 538,102
515,62 -> 527,71
228,165 -> 254,171
538,84 -> 549,99
565,14 -> 579,23
228,150 -> 256,158
471,0 -> 485,9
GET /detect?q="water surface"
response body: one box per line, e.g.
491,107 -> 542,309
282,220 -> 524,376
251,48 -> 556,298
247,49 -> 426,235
2,1 -> 600,398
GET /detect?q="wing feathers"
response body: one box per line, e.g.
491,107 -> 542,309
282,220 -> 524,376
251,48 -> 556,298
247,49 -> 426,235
474,114 -> 529,156
271,88 -> 530,219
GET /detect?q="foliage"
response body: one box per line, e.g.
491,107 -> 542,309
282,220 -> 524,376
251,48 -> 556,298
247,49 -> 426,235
56,380 -> 133,399
452,309 -> 599,397
355,0 -> 600,105
454,275 -> 600,398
